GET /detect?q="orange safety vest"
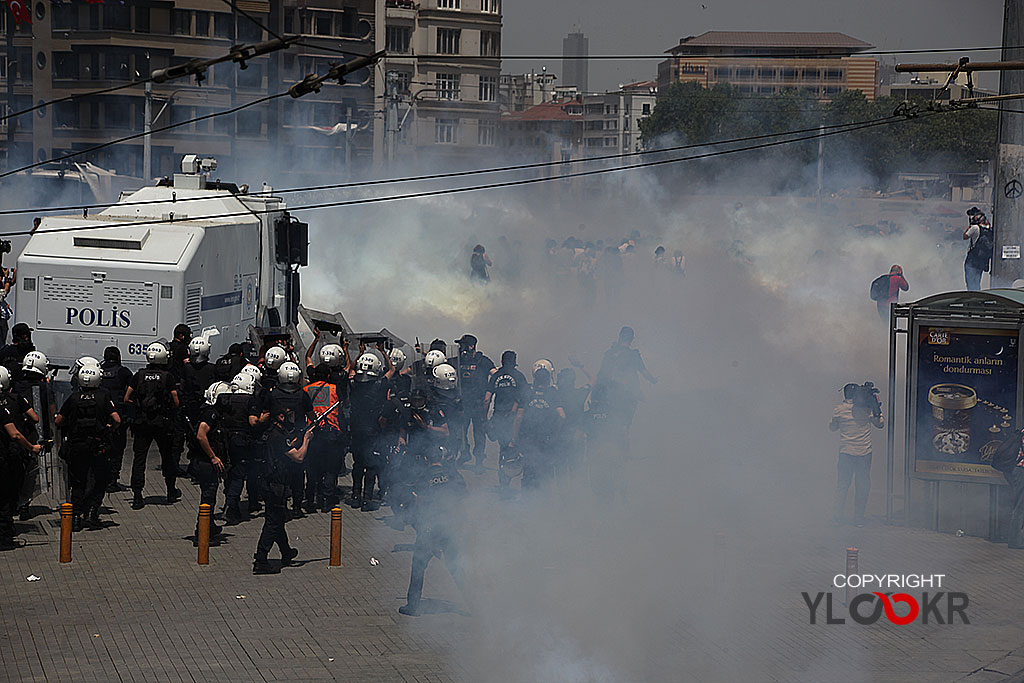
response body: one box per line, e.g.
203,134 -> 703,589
304,381 -> 341,431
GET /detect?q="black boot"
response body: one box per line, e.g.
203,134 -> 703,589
87,506 -> 101,529
131,490 -> 145,509
223,504 -> 242,525
166,480 -> 181,504
281,547 -> 299,566
252,555 -> 279,575
71,514 -> 84,533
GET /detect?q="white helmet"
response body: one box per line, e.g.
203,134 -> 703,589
319,343 -> 344,369
533,358 -> 555,378
389,348 -> 407,371
71,356 -> 100,383
264,346 -> 287,370
277,361 -> 302,387
0,366 -> 12,391
78,365 -> 103,389
432,363 -> 458,391
424,349 -> 446,370
21,350 -> 48,375
204,380 -> 232,406
146,342 -> 170,366
231,372 -> 256,395
188,337 -> 211,361
241,363 -> 262,380
354,352 -> 383,381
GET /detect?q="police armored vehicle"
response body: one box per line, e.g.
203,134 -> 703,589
15,155 -> 308,370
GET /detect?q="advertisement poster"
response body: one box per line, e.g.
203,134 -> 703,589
914,326 -> 1018,481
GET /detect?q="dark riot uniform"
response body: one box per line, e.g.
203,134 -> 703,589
487,365 -> 527,490
267,384 -> 313,513
187,400 -> 227,541
58,386 -> 117,526
431,386 -> 463,462
0,391 -> 34,547
128,364 -> 178,504
13,370 -> 54,514
349,375 -> 391,506
403,460 -> 467,614
255,424 -> 299,567
517,384 -> 562,490
100,358 -> 133,486
456,351 -> 494,466
182,361 -> 218,423
221,390 -> 260,522
168,339 -> 189,467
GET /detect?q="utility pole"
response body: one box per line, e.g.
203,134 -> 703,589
144,82 -> 152,181
345,106 -> 352,179
267,0 -> 282,165
816,123 -> 824,214
992,0 -> 1024,288
6,17 -> 15,170
386,71 -> 399,168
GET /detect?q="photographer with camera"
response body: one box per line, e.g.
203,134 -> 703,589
830,382 -> 883,527
963,207 -> 993,292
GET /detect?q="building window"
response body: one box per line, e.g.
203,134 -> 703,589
237,63 -> 263,89
478,120 -> 496,146
437,0 -> 460,8
757,67 -> 776,80
172,9 -> 191,35
52,3 -> 77,30
780,68 -> 798,80
387,26 -> 411,54
437,28 -> 461,55
237,110 -> 262,137
478,75 -> 497,102
605,137 -> 616,147
757,86 -> 774,95
54,101 -> 79,128
584,120 -> 602,131
392,71 -> 412,93
436,72 -> 460,100
735,67 -> 754,80
194,10 -> 210,36
604,119 -> 617,130
53,52 -> 77,80
481,31 -> 500,57
103,2 -> 130,30
642,102 -> 651,115
436,118 -> 458,143
585,138 -> 602,148
481,0 -> 500,12
214,13 -> 233,39
824,68 -> 843,82
314,12 -> 332,35
803,68 -> 820,81
712,66 -> 732,80
237,16 -> 263,42
135,6 -> 150,33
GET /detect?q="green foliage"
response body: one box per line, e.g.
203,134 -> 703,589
640,82 -> 997,190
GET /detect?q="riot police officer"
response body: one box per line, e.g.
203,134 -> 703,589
399,444 -> 467,617
0,367 -> 41,550
303,364 -> 343,512
267,361 -> 315,517
100,346 -> 133,491
188,381 -> 231,542
125,342 -> 180,509
431,364 -> 463,464
55,365 -> 119,531
0,323 -> 35,375
222,372 -> 261,524
454,335 -> 494,470
13,350 -> 55,518
389,348 -> 413,399
214,343 -> 247,382
349,351 -> 392,510
512,367 -> 564,490
260,346 -> 288,392
253,407 -> 311,575
485,350 -> 527,494
168,324 -> 192,473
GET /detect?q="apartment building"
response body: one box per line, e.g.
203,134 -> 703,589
581,81 -> 656,157
657,31 -> 878,101
499,70 -> 557,113
2,0 -> 377,184
380,0 -> 502,166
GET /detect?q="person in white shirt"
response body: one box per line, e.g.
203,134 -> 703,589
830,383 -> 883,526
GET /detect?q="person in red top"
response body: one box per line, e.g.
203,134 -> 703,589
878,264 -> 909,320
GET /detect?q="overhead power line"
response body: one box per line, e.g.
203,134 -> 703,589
0,113 -> 908,217
3,112 -> 927,238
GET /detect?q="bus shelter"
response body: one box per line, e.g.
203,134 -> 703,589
888,290 -> 1024,539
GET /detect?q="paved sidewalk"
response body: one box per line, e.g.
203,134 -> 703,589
3,449 -> 1024,682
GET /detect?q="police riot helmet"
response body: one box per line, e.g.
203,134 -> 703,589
533,358 -> 554,379
432,363 -> 457,391
71,356 -> 100,384
21,350 -> 48,376
240,363 -> 262,380
0,366 -> 12,391
264,346 -> 288,371
231,372 -> 257,395
205,381 -> 232,406
146,342 -> 170,366
188,337 -> 212,362
319,343 -> 344,369
78,365 -> 102,389
277,361 -> 302,387
354,352 -> 383,381
424,349 -> 446,370
389,348 -> 407,371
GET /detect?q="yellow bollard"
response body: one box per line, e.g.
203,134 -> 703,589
59,502 -> 72,563
197,503 -> 211,565
329,507 -> 342,567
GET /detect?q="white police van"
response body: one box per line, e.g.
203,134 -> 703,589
15,155 -> 308,370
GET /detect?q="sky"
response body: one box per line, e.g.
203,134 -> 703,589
502,0 -> 1005,92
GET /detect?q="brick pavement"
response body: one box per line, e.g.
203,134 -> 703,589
3,445 -> 1024,682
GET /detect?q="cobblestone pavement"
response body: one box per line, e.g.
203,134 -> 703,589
3,445 -> 1024,683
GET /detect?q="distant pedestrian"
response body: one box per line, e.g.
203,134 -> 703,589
963,207 -> 993,291
672,250 -> 685,277
872,265 -> 908,321
470,244 -> 491,283
830,383 -> 883,527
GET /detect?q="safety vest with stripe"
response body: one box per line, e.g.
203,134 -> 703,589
305,381 -> 341,431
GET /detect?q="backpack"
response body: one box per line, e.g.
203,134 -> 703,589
869,274 -> 891,302
967,229 -> 994,272
134,369 -> 171,425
